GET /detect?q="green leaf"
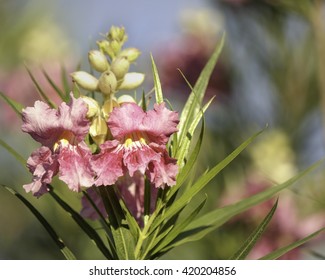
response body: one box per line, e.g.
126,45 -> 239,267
150,54 -> 163,104
153,128 -> 264,230
41,67 -> 67,102
0,138 -> 26,167
1,185 -> 76,260
60,64 -> 71,95
25,65 -> 56,108
176,96 -> 215,166
177,34 -> 225,151
99,186 -> 135,260
260,227 -> 325,260
151,195 -> 207,255
48,187 -> 113,259
230,199 -> 278,260
0,91 -> 24,117
171,160 -> 323,248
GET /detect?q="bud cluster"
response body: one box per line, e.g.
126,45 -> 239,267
70,26 -> 144,98
70,26 -> 143,146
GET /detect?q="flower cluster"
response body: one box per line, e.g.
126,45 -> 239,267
21,26 -> 179,223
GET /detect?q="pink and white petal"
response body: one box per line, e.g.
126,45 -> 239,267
58,142 -> 95,192
142,102 -> 179,144
80,187 -> 107,220
91,140 -> 124,186
123,144 -> 160,177
23,146 -> 59,197
146,146 -> 178,188
57,94 -> 90,142
108,103 -> 146,139
22,101 -> 61,147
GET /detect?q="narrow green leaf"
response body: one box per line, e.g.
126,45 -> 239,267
0,91 -> 23,117
151,195 -> 207,255
178,33 -> 225,148
157,128 -> 264,228
0,138 -> 26,167
99,186 -> 135,260
25,65 -> 56,108
231,199 -> 278,260
176,96 -> 215,166
49,187 -> 113,259
260,227 -> 325,260
41,67 -> 66,101
150,54 -> 163,104
1,185 -> 76,260
169,160 -> 323,249
60,64 -> 71,95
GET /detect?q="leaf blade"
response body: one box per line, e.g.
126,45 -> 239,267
1,185 -> 76,260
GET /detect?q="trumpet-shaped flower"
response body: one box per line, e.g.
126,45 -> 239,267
22,94 -> 94,197
92,102 -> 179,188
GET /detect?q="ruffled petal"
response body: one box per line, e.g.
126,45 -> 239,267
91,140 -> 124,186
108,103 -> 145,139
23,146 -> 59,197
58,141 -> 95,192
22,101 -> 61,147
123,144 -> 160,176
146,145 -> 178,188
22,94 -> 90,147
57,94 -> 90,143
142,102 -> 179,144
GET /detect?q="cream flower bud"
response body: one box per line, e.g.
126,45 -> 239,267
81,96 -> 100,118
89,116 -> 108,146
117,95 -> 136,104
119,48 -> 141,63
88,50 -> 109,72
110,40 -> 121,55
70,71 -> 98,91
118,72 -> 145,90
102,97 -> 118,120
111,56 -> 130,80
98,70 -> 117,96
108,26 -> 127,43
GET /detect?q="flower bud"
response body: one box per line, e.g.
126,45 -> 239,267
98,70 -> 117,96
118,72 -> 145,90
81,96 -> 100,118
117,95 -> 136,104
108,26 -> 127,43
102,97 -> 118,120
111,56 -> 130,80
70,71 -> 98,91
110,40 -> 121,55
89,116 -> 108,146
119,48 -> 141,63
88,50 -> 109,72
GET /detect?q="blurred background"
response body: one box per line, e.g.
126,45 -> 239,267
0,0 -> 325,259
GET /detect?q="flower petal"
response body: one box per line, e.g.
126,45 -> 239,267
142,102 -> 179,144
123,144 -> 160,176
23,146 -> 59,197
57,94 -> 90,143
58,141 -> 95,192
22,101 -> 61,147
91,140 -> 124,186
108,103 -> 145,139
146,145 -> 178,188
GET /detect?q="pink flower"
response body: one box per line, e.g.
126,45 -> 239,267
22,94 -> 94,196
92,102 -> 179,188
